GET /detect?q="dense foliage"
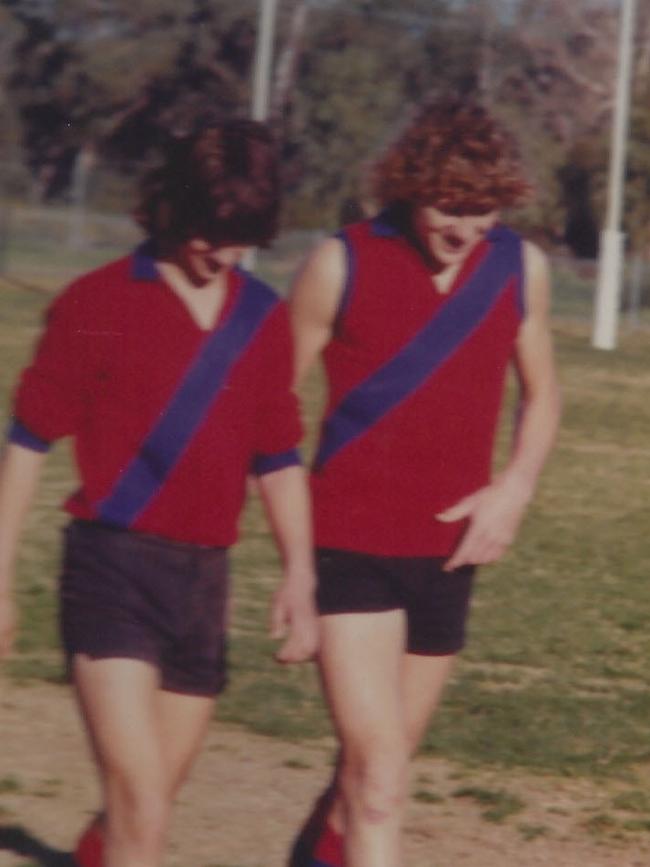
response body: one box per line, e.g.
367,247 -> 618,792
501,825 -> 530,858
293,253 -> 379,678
1,0 -> 649,250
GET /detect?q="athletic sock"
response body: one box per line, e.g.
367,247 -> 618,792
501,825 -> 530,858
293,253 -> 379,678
311,823 -> 344,867
74,816 -> 104,867
287,784 -> 338,867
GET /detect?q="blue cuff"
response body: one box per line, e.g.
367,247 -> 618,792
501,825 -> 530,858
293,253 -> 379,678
7,418 -> 52,453
252,448 -> 302,476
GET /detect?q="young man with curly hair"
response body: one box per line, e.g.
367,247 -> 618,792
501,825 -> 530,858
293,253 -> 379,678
289,98 -> 561,867
0,119 -> 318,867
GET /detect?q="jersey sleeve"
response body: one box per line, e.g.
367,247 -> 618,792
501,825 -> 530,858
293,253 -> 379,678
8,284 -> 96,451
251,302 -> 303,476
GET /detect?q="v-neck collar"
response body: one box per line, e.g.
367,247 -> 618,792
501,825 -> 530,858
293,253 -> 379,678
369,210 -> 495,298
131,241 -> 242,334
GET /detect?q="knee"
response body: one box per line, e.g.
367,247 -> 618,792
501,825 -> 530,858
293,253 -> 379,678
104,771 -> 170,853
340,740 -> 409,823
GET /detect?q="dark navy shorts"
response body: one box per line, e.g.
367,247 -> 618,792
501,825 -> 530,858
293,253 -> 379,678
60,520 -> 230,696
315,547 -> 476,656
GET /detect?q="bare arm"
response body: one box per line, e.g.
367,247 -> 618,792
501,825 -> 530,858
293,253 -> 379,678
289,236 -> 347,385
262,238 -> 346,658
256,464 -> 319,663
502,242 -> 562,497
0,443 -> 47,656
439,242 -> 561,570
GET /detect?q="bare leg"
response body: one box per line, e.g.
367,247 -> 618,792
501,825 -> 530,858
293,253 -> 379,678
401,651 -> 457,751
318,610 -> 409,867
317,648 -> 457,862
73,656 -> 214,867
156,686 -> 215,798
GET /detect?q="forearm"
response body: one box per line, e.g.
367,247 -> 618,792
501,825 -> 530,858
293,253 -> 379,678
501,380 -> 561,501
258,464 -> 319,662
0,443 -> 46,589
502,243 -> 561,503
256,464 -> 315,581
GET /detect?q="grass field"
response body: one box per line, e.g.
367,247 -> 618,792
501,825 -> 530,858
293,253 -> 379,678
1,239 -> 649,790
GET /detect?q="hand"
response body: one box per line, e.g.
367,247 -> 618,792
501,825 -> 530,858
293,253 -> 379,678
0,589 -> 17,659
436,475 -> 532,571
270,575 -> 319,664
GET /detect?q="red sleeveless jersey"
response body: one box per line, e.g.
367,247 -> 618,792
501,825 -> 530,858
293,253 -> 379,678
311,213 -> 525,557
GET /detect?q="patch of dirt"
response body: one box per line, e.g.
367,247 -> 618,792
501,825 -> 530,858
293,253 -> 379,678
1,677 -> 648,867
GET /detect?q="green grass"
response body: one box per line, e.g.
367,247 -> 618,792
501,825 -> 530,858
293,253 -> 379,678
412,789 -> 445,804
282,758 -> 313,770
612,790 -> 650,813
2,248 -> 650,781
452,785 -> 525,822
517,822 -> 549,841
0,775 -> 23,795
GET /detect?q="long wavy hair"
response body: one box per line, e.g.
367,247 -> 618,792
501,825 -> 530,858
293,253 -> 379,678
370,98 -> 532,215
135,119 -> 281,250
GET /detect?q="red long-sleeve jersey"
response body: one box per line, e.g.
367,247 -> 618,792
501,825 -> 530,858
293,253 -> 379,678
9,244 -> 302,547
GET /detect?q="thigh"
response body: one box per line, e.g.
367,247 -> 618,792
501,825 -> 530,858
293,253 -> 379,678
394,558 -> 475,750
72,655 -> 165,787
73,655 -> 214,801
318,610 -> 407,752
156,690 -> 215,797
401,653 -> 456,752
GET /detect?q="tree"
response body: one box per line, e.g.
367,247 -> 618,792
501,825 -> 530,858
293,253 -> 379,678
3,0 -> 259,202
493,0 -> 650,253
280,0 -> 457,227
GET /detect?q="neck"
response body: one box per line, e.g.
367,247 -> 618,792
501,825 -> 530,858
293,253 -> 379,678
156,260 -> 230,331
159,248 -> 230,293
397,209 -> 447,275
159,259 -> 228,294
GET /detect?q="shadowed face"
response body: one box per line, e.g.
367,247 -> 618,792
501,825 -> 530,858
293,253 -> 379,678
178,239 -> 250,286
413,207 -> 499,267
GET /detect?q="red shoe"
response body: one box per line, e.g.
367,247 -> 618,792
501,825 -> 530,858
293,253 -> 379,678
287,784 -> 339,867
313,823 -> 344,867
73,817 -> 104,867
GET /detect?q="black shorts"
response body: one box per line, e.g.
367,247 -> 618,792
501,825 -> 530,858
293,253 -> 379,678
316,547 -> 475,656
60,520 -> 230,696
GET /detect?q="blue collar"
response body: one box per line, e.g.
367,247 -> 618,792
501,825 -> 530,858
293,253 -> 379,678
131,240 -> 159,281
370,212 -> 401,238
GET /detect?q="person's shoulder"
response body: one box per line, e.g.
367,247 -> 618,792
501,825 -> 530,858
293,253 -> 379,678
237,267 -> 282,305
292,233 -> 348,289
521,239 -> 549,270
335,217 -> 369,241
492,226 -> 550,278
49,253 -> 135,319
73,251 -> 133,284
236,268 -> 292,331
493,225 -> 546,260
336,212 -> 399,245
489,223 -> 524,247
308,215 -> 385,274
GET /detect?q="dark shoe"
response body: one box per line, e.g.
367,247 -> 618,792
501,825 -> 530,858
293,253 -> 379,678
287,784 -> 338,867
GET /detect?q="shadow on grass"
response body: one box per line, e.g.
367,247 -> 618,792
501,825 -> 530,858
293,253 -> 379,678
0,825 -> 75,866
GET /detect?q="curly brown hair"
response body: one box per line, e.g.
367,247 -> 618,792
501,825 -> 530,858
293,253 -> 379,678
370,98 -> 531,214
135,119 -> 280,250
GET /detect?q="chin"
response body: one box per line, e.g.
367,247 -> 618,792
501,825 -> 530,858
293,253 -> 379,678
434,248 -> 468,266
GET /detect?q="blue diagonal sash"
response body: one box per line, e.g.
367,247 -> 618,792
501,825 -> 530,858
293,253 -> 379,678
97,275 -> 277,526
313,229 -> 522,471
